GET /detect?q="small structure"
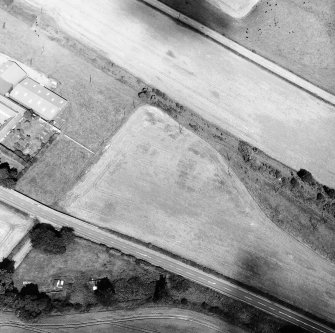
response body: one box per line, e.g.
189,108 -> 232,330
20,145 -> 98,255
22,281 -> 33,286
88,278 -> 100,291
53,279 -> 65,289
9,78 -> 67,121
0,61 -> 27,95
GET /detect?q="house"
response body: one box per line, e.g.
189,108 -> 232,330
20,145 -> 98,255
0,61 -> 27,95
9,78 -> 67,121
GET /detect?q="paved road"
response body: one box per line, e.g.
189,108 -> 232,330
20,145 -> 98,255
0,189 -> 333,333
24,0 -> 335,187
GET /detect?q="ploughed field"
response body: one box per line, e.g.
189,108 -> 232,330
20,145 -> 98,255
61,105 -> 335,322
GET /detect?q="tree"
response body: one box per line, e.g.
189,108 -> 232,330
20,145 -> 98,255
94,277 -> 115,306
29,223 -> 66,254
0,163 -> 18,189
14,283 -> 52,321
0,258 -> 15,295
153,275 -> 168,302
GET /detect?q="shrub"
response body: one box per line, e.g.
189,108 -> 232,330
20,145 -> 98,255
168,274 -> 190,292
297,169 -> 314,185
60,226 -> 75,245
0,162 -> 18,189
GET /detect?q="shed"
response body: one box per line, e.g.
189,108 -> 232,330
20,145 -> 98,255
9,78 -> 67,121
0,61 -> 27,95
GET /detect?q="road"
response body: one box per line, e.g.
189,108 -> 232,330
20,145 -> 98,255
23,0 -> 335,187
0,188 -> 334,333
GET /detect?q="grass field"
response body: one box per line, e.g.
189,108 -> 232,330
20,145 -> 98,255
15,134 -> 93,206
61,105 -> 335,322
0,202 -> 32,260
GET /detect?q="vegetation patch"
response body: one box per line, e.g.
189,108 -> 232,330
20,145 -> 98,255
0,161 -> 18,188
1,111 -> 58,162
12,237 -> 300,332
29,222 -> 75,255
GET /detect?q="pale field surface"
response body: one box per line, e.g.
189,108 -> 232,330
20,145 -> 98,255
62,105 -> 335,321
20,0 -> 335,187
0,308 -> 235,333
205,0 -> 259,18
0,202 -> 32,260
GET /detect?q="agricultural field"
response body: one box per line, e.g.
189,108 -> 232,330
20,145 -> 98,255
61,105 -> 335,322
0,308 -> 243,333
160,0 -> 335,94
0,202 -> 32,260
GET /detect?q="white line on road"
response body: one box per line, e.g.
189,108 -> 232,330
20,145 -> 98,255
208,281 -> 216,285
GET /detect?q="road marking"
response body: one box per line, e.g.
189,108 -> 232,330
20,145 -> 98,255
136,252 -> 148,257
268,307 -> 275,311
208,281 -> 216,285
244,296 -> 252,300
257,302 -> 266,306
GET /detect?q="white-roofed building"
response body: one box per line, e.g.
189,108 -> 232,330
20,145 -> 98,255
9,78 -> 67,121
0,101 -> 16,127
0,61 -> 27,95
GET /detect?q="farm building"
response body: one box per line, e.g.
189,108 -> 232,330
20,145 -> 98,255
0,61 -> 27,95
9,78 -> 67,121
0,99 -> 17,128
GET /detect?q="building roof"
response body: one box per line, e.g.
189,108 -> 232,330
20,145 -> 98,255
9,78 -> 68,121
0,78 -> 12,96
0,101 -> 17,127
0,61 -> 27,86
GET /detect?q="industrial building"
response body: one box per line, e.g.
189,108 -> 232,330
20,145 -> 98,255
9,78 -> 67,121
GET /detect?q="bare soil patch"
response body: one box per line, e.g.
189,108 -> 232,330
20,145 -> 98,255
61,105 -> 335,322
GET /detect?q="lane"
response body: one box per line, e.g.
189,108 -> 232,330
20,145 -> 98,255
1,188 -> 334,333
23,0 -> 335,187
